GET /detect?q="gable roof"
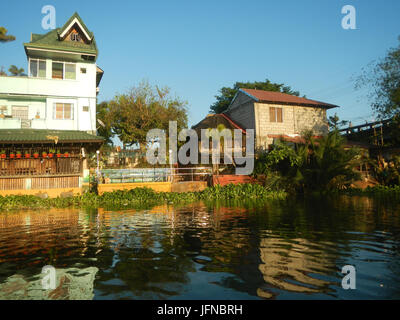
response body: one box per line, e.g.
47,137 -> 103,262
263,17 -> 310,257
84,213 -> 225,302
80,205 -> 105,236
238,88 -> 339,109
24,12 -> 98,56
192,113 -> 247,134
58,12 -> 93,41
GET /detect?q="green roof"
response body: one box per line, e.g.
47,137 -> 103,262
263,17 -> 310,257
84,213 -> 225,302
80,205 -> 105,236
24,12 -> 98,56
0,129 -> 104,144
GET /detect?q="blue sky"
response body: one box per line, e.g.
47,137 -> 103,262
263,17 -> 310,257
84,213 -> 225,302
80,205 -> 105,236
1,0 -> 400,127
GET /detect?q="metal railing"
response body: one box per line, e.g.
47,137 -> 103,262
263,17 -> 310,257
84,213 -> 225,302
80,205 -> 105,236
100,167 -> 212,184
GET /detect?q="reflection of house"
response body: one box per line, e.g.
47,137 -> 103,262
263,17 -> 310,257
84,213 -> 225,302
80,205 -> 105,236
0,13 -> 104,196
258,237 -> 335,296
223,88 -> 338,149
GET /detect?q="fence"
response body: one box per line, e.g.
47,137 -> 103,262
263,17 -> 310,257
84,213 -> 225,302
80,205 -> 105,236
100,167 -> 212,184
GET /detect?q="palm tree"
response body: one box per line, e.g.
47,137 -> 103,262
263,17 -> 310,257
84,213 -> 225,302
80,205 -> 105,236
0,27 -> 15,43
8,65 -> 26,76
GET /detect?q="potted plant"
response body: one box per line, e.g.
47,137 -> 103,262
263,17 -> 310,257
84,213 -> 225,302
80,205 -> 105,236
0,150 -> 6,159
56,150 -> 62,158
9,151 -> 15,159
16,151 -> 22,159
64,151 -> 69,158
33,151 -> 40,159
42,151 -> 48,158
48,149 -> 55,158
25,151 -> 31,159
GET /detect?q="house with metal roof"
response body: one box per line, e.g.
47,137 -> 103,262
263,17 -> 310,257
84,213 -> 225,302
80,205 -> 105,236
225,88 -> 339,149
0,12 -> 103,133
0,13 -> 104,196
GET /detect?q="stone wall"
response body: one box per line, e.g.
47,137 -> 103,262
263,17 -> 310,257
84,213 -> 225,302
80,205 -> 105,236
255,102 -> 328,148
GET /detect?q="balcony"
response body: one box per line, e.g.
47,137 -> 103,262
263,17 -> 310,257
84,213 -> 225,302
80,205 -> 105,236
0,75 -> 97,98
0,117 -> 47,129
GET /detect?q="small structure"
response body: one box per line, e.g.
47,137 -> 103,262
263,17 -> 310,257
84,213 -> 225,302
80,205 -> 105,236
0,129 -> 103,196
192,113 -> 248,173
224,88 -> 339,149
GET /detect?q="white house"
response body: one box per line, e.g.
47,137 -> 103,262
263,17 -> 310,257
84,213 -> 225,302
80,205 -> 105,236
0,13 -> 104,197
0,12 -> 103,134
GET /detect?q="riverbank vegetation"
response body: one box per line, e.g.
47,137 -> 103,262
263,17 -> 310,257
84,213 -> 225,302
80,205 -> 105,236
0,183 -> 287,211
254,130 -> 364,193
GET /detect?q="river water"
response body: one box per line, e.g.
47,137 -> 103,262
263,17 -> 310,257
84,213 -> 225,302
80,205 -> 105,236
0,195 -> 399,300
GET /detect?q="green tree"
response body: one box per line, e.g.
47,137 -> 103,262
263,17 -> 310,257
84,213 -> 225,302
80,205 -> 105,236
357,36 -> 400,118
107,81 -> 188,151
210,79 -> 301,114
96,101 -> 114,145
0,66 -> 6,76
8,65 -> 26,76
0,27 -> 15,43
254,131 -> 362,193
328,113 -> 349,130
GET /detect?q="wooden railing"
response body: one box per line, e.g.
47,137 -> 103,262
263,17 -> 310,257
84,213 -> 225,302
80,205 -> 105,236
0,157 -> 82,177
0,175 -> 80,190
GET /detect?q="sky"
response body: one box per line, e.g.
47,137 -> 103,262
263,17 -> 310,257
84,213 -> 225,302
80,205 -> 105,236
1,0 -> 400,128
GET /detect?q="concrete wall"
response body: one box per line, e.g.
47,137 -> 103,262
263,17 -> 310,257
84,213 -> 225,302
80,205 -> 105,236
255,102 -> 328,148
226,90 -> 329,149
0,60 -> 98,132
98,181 -> 208,195
226,92 -> 255,130
98,182 -> 172,195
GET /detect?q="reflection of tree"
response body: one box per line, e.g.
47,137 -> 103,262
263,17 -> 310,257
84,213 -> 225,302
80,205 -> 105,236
93,208 -> 196,299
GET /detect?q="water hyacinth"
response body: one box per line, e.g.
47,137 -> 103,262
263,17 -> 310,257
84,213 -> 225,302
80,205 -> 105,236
0,184 -> 287,211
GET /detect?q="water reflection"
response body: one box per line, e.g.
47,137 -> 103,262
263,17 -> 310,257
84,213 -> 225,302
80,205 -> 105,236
0,196 -> 399,300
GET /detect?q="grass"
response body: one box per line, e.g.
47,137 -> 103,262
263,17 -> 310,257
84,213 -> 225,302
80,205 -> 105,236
338,185 -> 400,196
0,183 -> 287,211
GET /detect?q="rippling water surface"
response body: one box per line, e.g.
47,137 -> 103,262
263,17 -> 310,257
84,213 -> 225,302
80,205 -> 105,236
0,196 -> 400,300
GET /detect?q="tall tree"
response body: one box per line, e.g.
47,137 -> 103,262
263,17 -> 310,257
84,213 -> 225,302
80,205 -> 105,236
0,27 -> 15,43
106,81 -> 188,151
8,65 -> 26,76
210,79 -> 301,114
328,113 -> 349,130
0,67 -> 6,76
356,36 -> 400,118
96,101 -> 114,145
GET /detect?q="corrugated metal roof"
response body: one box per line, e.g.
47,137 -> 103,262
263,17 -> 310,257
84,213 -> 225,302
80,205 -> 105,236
240,88 -> 339,109
0,129 -> 104,144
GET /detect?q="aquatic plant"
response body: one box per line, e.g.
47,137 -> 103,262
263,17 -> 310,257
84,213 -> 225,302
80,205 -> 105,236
0,184 -> 287,211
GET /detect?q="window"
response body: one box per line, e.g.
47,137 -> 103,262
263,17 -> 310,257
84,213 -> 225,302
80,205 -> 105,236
80,68 -> 86,74
82,106 -> 89,112
269,107 -> 283,123
70,33 -> 81,42
52,62 -> 63,79
65,63 -> 76,80
52,62 -> 76,80
29,59 -> 46,78
12,106 -> 29,120
54,103 -> 73,120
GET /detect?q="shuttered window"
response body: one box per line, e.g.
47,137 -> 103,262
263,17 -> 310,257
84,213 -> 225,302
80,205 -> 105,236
269,107 -> 283,123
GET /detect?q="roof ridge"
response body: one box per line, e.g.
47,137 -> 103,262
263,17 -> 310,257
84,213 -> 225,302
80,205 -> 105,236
239,88 -> 339,109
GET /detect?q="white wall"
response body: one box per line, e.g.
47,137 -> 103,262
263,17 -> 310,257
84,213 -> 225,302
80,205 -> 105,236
0,59 -> 98,132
